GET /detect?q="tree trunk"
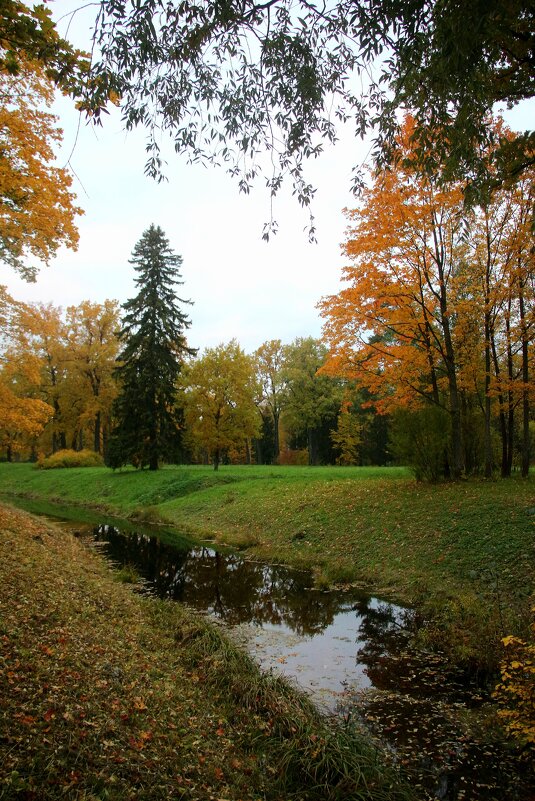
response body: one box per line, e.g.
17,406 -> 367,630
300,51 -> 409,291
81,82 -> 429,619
213,447 -> 220,471
273,411 -> 281,460
505,308 -> 515,475
432,217 -> 463,479
307,428 -> 318,466
483,225 -> 493,478
94,411 -> 101,454
491,334 -> 510,477
519,275 -> 530,477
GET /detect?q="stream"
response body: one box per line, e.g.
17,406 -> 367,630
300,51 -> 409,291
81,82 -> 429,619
13,503 -> 534,801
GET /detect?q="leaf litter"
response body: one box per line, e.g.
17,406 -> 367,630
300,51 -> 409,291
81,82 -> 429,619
0,504 -> 278,800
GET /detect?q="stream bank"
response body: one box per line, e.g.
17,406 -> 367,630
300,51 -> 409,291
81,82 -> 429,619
10,501 -> 533,801
0,502 -> 411,801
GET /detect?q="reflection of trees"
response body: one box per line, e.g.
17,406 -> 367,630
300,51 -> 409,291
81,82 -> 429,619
93,526 -> 344,635
353,598 -> 443,694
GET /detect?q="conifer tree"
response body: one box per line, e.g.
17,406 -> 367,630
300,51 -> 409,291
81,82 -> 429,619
108,225 -> 195,470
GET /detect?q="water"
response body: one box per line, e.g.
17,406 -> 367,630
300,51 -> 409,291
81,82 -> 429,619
85,524 -> 410,709
79,523 -> 533,801
26,510 -> 534,800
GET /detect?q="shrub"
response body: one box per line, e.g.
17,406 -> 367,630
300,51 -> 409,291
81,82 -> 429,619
493,608 -> 535,750
36,449 -> 104,469
277,448 -> 309,466
389,405 -> 451,481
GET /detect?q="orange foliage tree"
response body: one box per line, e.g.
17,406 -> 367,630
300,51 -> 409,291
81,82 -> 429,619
2,297 -> 120,457
0,56 -> 82,278
319,119 -> 534,478
0,287 -> 53,458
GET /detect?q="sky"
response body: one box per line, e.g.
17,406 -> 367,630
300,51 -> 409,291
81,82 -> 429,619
1,2 -> 532,355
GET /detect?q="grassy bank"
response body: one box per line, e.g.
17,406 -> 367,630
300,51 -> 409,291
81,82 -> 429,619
0,503 -> 411,801
0,462 -> 533,658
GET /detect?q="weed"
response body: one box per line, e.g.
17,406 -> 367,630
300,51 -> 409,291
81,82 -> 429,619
115,564 -> 140,584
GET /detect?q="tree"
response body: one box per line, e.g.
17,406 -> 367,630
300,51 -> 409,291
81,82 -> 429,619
108,225 -> 195,470
180,340 -> 261,470
0,56 -> 82,278
0,287 -> 53,459
76,0 -> 533,220
9,300 -> 70,453
64,301 -> 121,455
0,1 -> 87,90
330,400 -> 361,466
281,337 -> 342,465
254,339 -> 286,461
320,120 -> 534,479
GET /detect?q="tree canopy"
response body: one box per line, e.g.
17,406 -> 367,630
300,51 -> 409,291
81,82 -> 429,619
71,0 -> 534,219
319,120 -> 534,479
0,56 -> 82,278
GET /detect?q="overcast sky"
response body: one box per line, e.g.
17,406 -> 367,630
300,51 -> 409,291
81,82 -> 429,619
2,2 -> 532,354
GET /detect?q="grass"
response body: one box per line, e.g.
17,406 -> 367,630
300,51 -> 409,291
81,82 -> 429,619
0,502 -> 411,801
0,462 -> 533,661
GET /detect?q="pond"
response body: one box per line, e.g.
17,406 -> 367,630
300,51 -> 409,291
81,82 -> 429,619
86,523 -> 411,709
11,500 -> 532,801
75,521 -> 532,801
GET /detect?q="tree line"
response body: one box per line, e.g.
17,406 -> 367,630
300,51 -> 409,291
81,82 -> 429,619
0,225 -> 383,471
1,117 -> 533,479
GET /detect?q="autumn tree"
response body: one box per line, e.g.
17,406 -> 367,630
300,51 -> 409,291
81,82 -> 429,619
320,120 -> 534,478
8,300 -> 70,452
180,340 -> 261,470
0,287 -> 52,458
64,301 -> 120,455
108,225 -> 195,471
330,400 -> 361,466
0,55 -> 82,279
0,0 -> 87,89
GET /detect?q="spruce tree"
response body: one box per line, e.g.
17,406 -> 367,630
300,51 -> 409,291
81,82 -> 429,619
108,225 -> 195,470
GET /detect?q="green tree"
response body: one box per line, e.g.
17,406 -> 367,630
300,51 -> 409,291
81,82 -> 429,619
108,225 -> 195,470
254,339 -> 286,461
77,0 -> 533,216
180,340 -> 261,470
282,338 -> 342,465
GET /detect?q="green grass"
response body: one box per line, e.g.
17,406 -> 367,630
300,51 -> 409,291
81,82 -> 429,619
0,462 -> 533,660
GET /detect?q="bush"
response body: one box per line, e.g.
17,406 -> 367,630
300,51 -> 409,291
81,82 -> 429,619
277,448 -> 309,466
389,405 -> 451,481
493,608 -> 535,750
36,449 -> 104,469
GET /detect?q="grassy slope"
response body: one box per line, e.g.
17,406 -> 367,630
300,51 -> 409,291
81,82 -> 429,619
1,463 -> 532,609
0,503 -> 410,801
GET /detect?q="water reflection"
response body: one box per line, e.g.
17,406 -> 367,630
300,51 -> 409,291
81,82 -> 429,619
92,524 -> 376,637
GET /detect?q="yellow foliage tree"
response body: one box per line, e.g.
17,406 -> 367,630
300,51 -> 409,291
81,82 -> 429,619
180,340 -> 261,470
0,56 -> 82,278
494,610 -> 535,750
